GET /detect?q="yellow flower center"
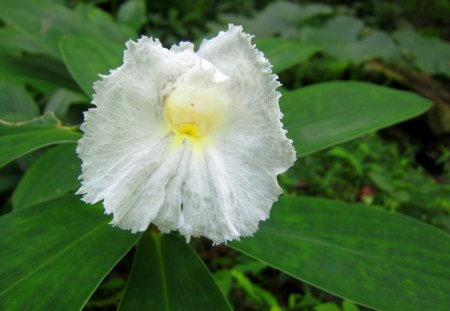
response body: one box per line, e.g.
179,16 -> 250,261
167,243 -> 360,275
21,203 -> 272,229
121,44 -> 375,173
164,59 -> 231,142
164,78 -> 230,140
164,97 -> 210,138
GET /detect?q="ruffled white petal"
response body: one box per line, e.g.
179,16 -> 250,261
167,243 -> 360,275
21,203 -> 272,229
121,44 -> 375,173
198,25 -> 296,174
77,25 -> 296,245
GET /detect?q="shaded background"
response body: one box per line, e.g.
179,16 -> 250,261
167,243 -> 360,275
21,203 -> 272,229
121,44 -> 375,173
1,0 -> 449,310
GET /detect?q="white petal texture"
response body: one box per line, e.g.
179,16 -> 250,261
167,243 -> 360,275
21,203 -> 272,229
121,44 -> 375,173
77,24 -> 296,244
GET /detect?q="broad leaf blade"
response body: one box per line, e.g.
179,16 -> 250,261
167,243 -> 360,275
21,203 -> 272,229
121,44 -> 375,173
394,30 -> 450,77
0,196 -> 141,310
0,113 -> 80,169
119,233 -> 232,311
0,52 -> 81,92
301,16 -> 400,63
231,196 -> 450,311
13,144 -> 81,210
0,0 -> 131,59
60,36 -> 124,96
281,81 -> 431,156
0,80 -> 39,122
256,38 -> 319,73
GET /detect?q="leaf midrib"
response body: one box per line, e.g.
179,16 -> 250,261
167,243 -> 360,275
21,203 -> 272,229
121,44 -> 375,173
154,236 -> 171,311
260,227 -> 450,281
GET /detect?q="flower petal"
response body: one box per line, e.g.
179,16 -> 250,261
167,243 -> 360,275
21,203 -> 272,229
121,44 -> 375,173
78,26 -> 296,244
77,37 -> 197,230
199,24 -> 296,182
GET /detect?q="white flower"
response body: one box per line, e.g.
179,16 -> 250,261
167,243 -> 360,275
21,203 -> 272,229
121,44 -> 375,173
77,25 -> 296,244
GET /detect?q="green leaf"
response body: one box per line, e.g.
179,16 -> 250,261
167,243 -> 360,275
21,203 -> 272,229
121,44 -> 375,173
0,173 -> 20,193
119,233 -> 232,311
0,0 -> 131,59
256,38 -> 319,73
75,4 -> 135,41
60,36 -> 124,96
0,52 -> 82,92
231,196 -> 450,311
394,30 -> 450,76
301,16 -> 400,63
0,80 -> 39,121
0,196 -> 141,310
0,113 -> 81,169
117,0 -> 147,32
221,1 -> 332,38
13,144 -> 81,210
0,27 -> 43,55
44,88 -> 88,118
281,81 -> 431,156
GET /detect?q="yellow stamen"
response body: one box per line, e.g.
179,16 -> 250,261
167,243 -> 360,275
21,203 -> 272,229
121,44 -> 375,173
177,123 -> 202,137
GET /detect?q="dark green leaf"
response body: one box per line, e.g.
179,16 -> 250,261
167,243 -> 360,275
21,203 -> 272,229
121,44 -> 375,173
0,113 -> 80,169
281,81 -> 431,156
256,38 -> 319,73
0,80 -> 39,121
60,36 -> 124,96
119,233 -> 232,311
0,173 -> 20,193
0,52 -> 81,92
231,196 -> 450,311
0,196 -> 141,310
13,144 -> 81,210
75,4 -> 135,41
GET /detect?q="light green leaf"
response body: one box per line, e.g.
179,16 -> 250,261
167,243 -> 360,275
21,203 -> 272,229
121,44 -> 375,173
0,27 -> 43,55
394,30 -> 450,76
221,1 -> 332,38
60,36 -> 124,96
117,0 -> 147,32
256,38 -> 319,73
44,88 -> 88,118
0,196 -> 141,310
13,144 -> 80,210
301,16 -> 400,63
119,233 -> 232,311
0,80 -> 39,121
0,113 -> 80,169
231,196 -> 450,311
281,81 -> 431,156
0,0 -> 131,59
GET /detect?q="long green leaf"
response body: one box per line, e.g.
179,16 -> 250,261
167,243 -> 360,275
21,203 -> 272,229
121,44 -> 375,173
0,52 -> 82,92
0,113 -> 80,169
0,0 -> 132,59
281,81 -> 431,156
256,37 -> 319,73
119,233 -> 231,311
60,36 -> 124,96
0,196 -> 141,310
231,196 -> 450,311
13,144 -> 81,210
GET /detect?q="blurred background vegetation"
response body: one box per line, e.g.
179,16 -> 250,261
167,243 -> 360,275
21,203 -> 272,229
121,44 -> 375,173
1,0 -> 449,310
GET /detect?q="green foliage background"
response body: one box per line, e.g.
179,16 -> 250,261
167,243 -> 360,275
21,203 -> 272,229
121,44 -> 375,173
0,0 -> 449,310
